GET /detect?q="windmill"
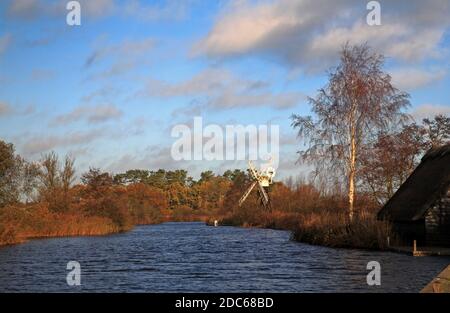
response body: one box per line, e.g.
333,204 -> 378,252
238,160 -> 276,211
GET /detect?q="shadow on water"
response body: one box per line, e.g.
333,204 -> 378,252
0,222 -> 449,292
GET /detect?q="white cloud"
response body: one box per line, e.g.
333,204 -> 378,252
143,68 -> 304,110
6,0 -> 115,20
0,34 -> 12,55
52,104 -> 123,126
411,104 -> 450,120
85,37 -> 154,68
80,0 -> 116,18
122,0 -> 192,22
193,0 -> 450,71
390,68 -> 447,91
84,37 -> 155,80
22,128 -> 107,155
105,145 -> 195,174
6,0 -> 190,21
0,101 -> 12,116
6,0 -> 42,19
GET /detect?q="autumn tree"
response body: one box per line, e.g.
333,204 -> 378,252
166,169 -> 189,186
126,183 -> 167,224
292,44 -> 410,220
359,123 -> 427,204
222,169 -> 251,214
114,169 -> 151,185
147,169 -> 167,189
0,140 -> 22,206
199,170 -> 214,183
195,175 -> 231,211
81,167 -> 113,192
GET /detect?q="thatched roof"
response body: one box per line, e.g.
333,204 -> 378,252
378,144 -> 450,222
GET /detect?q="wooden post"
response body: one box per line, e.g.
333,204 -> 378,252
413,240 -> 417,253
387,236 -> 390,247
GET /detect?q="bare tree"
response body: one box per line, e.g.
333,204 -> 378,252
422,114 -> 450,148
39,151 -> 60,192
21,161 -> 41,203
291,44 -> 410,220
60,155 -> 76,192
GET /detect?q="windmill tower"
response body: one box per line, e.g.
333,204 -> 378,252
238,160 -> 276,211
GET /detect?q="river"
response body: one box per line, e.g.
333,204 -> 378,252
0,222 -> 448,292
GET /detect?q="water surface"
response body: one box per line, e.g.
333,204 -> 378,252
0,222 -> 448,292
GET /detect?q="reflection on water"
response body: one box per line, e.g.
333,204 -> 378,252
0,222 -> 448,292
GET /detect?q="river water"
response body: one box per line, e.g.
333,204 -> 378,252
0,222 -> 448,292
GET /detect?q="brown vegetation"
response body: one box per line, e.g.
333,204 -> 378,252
1,45 -> 449,249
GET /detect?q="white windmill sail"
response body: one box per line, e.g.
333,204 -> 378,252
238,160 -> 275,211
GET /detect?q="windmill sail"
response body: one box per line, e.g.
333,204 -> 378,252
238,181 -> 257,206
238,160 -> 274,211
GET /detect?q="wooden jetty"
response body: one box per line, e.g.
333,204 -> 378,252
421,265 -> 450,293
390,240 -> 450,256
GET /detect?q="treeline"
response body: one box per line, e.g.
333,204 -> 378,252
0,136 -> 359,246
1,113 -> 449,247
0,139 -> 252,245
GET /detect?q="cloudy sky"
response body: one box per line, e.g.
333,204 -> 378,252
0,0 -> 449,180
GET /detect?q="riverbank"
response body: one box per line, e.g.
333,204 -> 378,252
0,203 -> 211,247
2,203 -> 395,251
213,209 -> 396,250
0,204 -> 128,246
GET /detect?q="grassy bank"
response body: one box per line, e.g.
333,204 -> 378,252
0,203 -> 129,246
215,209 -> 397,250
1,204 -> 395,250
0,204 -> 213,247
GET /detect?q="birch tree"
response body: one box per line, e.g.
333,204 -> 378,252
291,44 -> 410,220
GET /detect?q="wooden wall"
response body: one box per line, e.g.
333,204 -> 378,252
425,188 -> 450,247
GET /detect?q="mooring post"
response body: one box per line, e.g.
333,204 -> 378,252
413,240 -> 417,253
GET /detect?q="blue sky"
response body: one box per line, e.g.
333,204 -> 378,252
0,0 -> 449,180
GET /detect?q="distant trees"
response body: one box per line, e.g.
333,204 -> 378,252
0,140 -> 22,206
199,170 -> 214,183
114,169 -> 151,185
126,183 -> 167,224
21,161 -> 40,202
422,114 -> 450,148
40,152 -> 59,192
81,168 -> 113,191
61,156 -> 76,192
38,152 -> 76,211
292,44 -> 410,220
0,140 -> 42,206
